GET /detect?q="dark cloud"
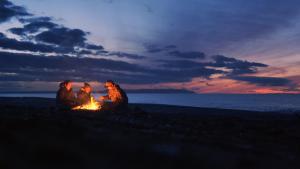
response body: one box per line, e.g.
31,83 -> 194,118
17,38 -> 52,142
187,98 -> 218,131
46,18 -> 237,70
158,59 -> 206,69
1,1 -> 88,54
7,14 -> 104,55
8,28 -> 25,36
165,45 -> 177,49
78,50 -> 93,55
210,55 -> 268,75
107,52 -> 146,59
230,76 -> 292,87
96,50 -> 109,54
144,44 -> 177,53
0,33 -> 60,53
18,16 -> 52,23
35,27 -> 88,47
1,1 -> 144,61
0,48 -> 292,88
168,50 -> 205,59
85,44 -> 104,50
0,32 -> 5,38
148,67 -> 222,83
0,0 -> 30,23
146,46 -> 163,53
157,55 -> 268,76
9,21 -> 58,36
0,51 -> 146,82
0,51 -> 222,84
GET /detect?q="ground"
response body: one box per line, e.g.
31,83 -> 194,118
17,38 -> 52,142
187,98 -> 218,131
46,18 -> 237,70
0,97 -> 300,169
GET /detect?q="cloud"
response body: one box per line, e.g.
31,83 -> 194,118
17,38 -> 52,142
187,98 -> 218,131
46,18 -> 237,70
0,33 -> 60,53
144,44 -> 206,60
3,3 -> 106,56
78,50 -> 93,55
0,51 -> 146,82
35,27 -> 88,48
230,76 -> 292,87
18,16 -> 52,23
210,55 -> 268,75
158,59 -> 206,69
157,54 -> 267,76
0,51 -> 222,84
0,32 -> 5,38
168,50 -> 205,59
9,20 -> 58,36
165,45 -> 177,49
149,67 -> 223,83
144,44 -> 177,53
85,44 -> 104,50
107,52 -> 146,59
0,0 -> 30,23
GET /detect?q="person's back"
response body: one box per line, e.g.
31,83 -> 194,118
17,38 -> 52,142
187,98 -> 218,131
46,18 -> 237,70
56,81 -> 77,110
100,80 -> 129,112
106,84 -> 128,111
109,84 -> 128,106
77,88 -> 91,105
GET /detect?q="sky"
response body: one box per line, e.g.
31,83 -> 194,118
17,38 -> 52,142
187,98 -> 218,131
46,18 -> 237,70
0,0 -> 300,93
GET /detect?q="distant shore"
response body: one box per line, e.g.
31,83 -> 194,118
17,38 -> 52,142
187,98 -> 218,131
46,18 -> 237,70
0,88 -> 195,94
0,97 -> 299,169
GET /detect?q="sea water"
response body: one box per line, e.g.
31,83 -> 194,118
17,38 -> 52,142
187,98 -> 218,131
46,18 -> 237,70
0,93 -> 300,112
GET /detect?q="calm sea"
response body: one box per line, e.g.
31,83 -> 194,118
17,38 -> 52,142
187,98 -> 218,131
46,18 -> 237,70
1,93 -> 300,112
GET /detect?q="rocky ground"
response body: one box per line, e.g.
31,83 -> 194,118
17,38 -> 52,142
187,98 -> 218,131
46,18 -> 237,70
0,97 -> 300,169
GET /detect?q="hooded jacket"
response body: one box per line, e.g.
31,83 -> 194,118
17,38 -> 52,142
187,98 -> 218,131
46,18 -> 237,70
77,88 -> 92,105
56,86 -> 77,109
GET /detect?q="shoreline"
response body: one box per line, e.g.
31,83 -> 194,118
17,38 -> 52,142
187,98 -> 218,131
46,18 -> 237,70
1,95 -> 300,112
0,96 -> 298,114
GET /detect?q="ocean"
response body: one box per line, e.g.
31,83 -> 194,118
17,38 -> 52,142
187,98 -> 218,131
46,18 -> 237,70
1,93 -> 300,112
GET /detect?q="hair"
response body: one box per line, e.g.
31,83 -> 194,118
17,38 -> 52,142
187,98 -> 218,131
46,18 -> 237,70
59,80 -> 71,88
64,80 -> 71,84
105,80 -> 114,84
83,82 -> 91,87
105,80 -> 115,87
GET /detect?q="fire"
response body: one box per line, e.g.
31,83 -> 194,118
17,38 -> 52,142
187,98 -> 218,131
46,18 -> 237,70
72,97 -> 101,111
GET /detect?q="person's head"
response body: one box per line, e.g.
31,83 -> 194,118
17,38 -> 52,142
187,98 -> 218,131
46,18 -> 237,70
83,82 -> 92,93
63,80 -> 72,91
104,80 -> 115,90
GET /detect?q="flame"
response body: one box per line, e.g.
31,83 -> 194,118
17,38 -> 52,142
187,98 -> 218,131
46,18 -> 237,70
72,97 -> 101,111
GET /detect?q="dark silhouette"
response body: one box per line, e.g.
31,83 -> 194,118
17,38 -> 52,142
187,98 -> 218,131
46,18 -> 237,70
77,82 -> 92,105
56,80 -> 77,110
99,80 -> 128,112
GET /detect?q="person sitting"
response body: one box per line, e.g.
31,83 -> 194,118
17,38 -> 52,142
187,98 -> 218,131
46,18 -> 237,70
99,80 -> 128,112
77,82 -> 92,105
56,80 -> 77,110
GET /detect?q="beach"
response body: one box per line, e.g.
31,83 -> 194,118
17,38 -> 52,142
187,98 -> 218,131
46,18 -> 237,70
0,97 -> 299,169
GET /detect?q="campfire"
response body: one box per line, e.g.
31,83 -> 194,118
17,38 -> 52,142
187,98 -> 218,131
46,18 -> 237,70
72,97 -> 101,111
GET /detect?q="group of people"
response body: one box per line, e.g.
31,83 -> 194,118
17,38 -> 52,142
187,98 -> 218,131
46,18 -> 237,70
56,80 -> 128,111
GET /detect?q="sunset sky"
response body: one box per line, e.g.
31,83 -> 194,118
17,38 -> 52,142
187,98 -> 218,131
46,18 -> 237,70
0,0 -> 300,93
